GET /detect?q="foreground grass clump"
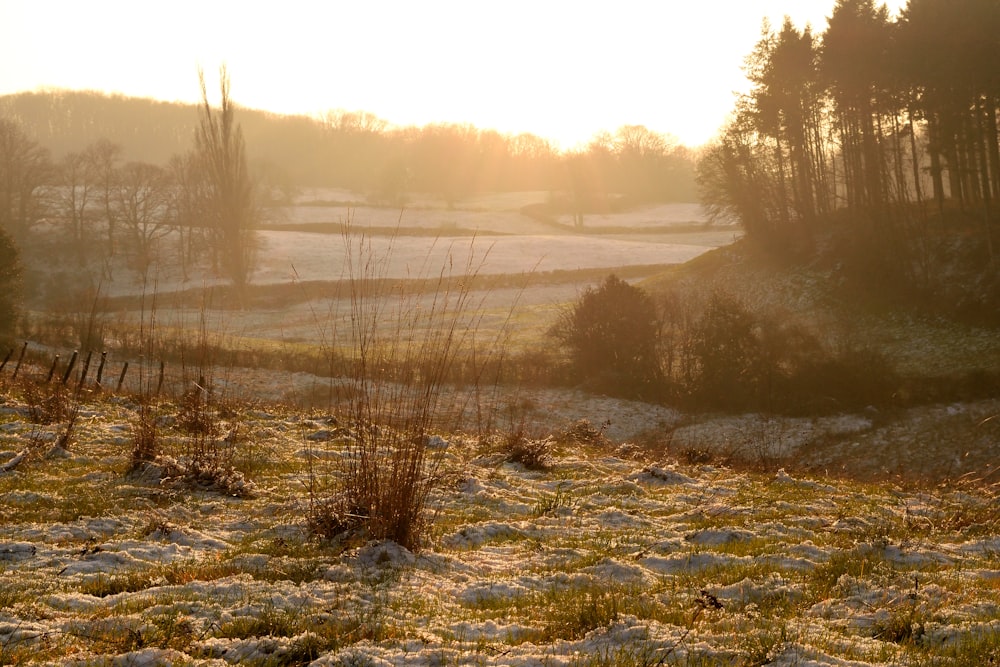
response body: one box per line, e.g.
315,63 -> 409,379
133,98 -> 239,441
1,379 -> 1000,665
305,230 -> 514,551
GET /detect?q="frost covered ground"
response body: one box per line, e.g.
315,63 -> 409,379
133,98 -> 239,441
9,192 -> 998,665
79,194 -> 734,300
0,384 -> 998,666
39,195 -> 734,388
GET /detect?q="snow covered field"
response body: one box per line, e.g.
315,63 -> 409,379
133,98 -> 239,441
87,196 -> 734,299
71,197 -> 734,372
251,229 -> 724,286
0,391 -> 997,665
6,194 -> 999,665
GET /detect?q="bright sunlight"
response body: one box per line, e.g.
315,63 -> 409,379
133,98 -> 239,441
0,0 -> 907,148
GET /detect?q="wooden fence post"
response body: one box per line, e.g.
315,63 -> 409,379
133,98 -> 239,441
77,350 -> 93,391
11,341 -> 27,379
61,350 -> 79,385
46,355 -> 60,383
117,362 -> 129,392
95,351 -> 107,388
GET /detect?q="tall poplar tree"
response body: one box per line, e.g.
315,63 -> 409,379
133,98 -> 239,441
194,67 -> 258,292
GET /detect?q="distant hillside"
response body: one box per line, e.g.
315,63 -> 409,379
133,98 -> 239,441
0,90 -> 332,183
0,90 -> 699,201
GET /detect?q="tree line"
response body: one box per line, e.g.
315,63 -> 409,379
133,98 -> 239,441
0,69 -> 256,316
1,89 -> 698,208
698,0 -> 1000,266
0,77 -> 699,342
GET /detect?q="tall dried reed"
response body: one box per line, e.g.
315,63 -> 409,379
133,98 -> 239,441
311,222 -> 518,550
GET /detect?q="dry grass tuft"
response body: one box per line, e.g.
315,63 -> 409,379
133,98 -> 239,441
308,225 -> 518,551
501,431 -> 555,470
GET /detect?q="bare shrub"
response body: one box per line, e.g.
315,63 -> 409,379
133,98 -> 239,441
556,418 -> 612,449
307,492 -> 365,541
127,389 -> 254,496
309,227 -> 514,551
732,416 -> 790,470
501,431 -> 554,470
50,409 -> 79,454
21,379 -> 72,425
129,401 -> 159,469
176,384 -> 218,437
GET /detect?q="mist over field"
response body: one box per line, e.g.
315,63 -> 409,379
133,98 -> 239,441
2,1 -> 1000,662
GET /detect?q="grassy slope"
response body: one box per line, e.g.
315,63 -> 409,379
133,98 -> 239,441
635,237 -> 1000,484
643,236 -> 1000,382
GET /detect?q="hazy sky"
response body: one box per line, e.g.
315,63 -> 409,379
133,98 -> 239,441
0,0 -> 906,149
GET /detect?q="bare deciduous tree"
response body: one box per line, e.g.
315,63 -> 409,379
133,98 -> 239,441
56,149 -> 97,265
88,139 -> 123,257
52,139 -> 124,270
0,118 -> 52,242
168,151 -> 210,280
114,161 -> 173,281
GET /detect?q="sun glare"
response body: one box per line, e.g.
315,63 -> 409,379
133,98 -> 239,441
0,0 -> 913,150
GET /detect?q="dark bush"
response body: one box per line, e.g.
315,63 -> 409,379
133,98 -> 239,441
788,345 -> 899,411
550,275 -> 662,398
684,291 -> 899,413
501,431 -> 554,470
546,277 -> 904,414
690,292 -> 763,409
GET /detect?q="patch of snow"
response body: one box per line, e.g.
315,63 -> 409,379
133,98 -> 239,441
685,529 -> 755,546
581,558 -> 651,584
352,540 -> 417,571
713,573 -> 802,608
640,552 -> 748,574
440,522 -> 529,550
58,550 -> 140,576
630,465 -> 697,486
0,542 -> 36,561
457,580 -> 530,605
